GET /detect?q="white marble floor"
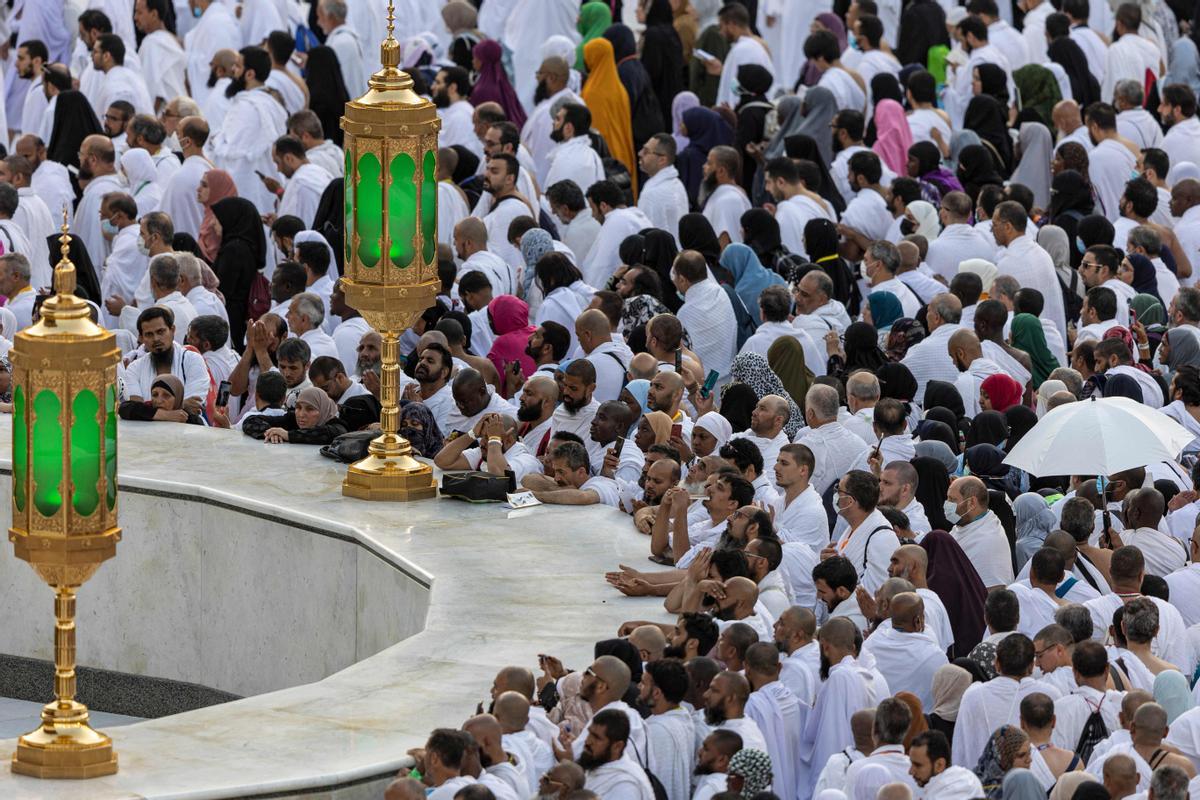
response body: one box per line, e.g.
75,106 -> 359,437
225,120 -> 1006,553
0,699 -> 141,739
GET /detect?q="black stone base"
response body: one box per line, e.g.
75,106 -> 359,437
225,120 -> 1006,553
0,653 -> 240,718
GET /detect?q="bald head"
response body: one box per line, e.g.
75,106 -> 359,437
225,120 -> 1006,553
744,641 -> 781,684
1127,487 -> 1165,530
540,56 -> 570,82
492,691 -> 530,733
897,241 -> 920,271
819,616 -> 859,650
1048,390 -> 1076,411
851,708 -> 877,750
950,476 -> 988,509
1122,689 -> 1154,725
1132,702 -> 1168,745
1174,179 -> 1200,213
1044,530 -> 1077,567
723,576 -> 760,615
627,352 -> 658,380
877,785 -> 914,800
895,544 -> 928,576
576,308 -> 611,339
525,374 -> 559,403
384,777 -> 427,800
493,666 -> 536,699
879,577 -> 915,603
81,133 -> 115,164
591,654 -> 632,698
1052,99 -> 1081,132
629,625 -> 667,661
474,101 -> 504,120
890,592 -> 925,633
778,606 -> 816,638
545,761 -> 586,793
455,216 -> 488,247
948,328 -> 983,363
463,714 -> 503,750
1103,753 -> 1138,791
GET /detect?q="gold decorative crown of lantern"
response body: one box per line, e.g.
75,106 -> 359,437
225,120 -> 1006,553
8,214 -> 121,778
339,0 -> 441,501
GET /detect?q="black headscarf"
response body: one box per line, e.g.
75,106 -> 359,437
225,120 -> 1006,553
896,0 -> 950,68
915,419 -> 958,455
876,363 -> 919,405
639,0 -> 684,131
679,213 -> 734,283
450,145 -> 480,184
1004,405 -> 1038,448
1127,254 -> 1162,304
925,407 -> 966,453
619,233 -> 646,269
913,456 -> 953,530
784,134 -> 846,215
46,233 -> 101,302
802,217 -> 856,308
967,410 -> 1009,448
640,228 -> 680,311
865,74 -> 904,146
1102,373 -> 1144,402
603,24 -> 664,152
305,46 -> 350,148
844,322 -> 887,372
921,529 -> 989,658
963,95 -> 1013,175
1077,214 -> 1115,248
1048,35 -> 1099,109
46,91 -> 102,169
956,144 -> 1005,202
976,63 -> 1010,105
720,382 -> 757,432
1048,169 -> 1095,220
924,379 -> 967,419
212,197 -> 267,348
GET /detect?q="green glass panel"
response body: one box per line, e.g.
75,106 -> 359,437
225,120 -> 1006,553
344,149 -> 354,266
388,152 -> 416,268
13,384 -> 25,512
32,389 -> 62,518
355,152 -> 382,268
105,384 -> 117,511
421,150 -> 437,265
71,390 -> 101,517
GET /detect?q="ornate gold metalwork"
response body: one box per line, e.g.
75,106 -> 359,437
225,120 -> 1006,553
340,0 -> 440,501
8,212 -> 120,778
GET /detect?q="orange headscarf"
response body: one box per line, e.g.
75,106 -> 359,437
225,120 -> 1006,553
581,38 -> 637,194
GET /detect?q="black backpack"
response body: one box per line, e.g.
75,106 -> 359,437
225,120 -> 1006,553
1073,698 -> 1109,764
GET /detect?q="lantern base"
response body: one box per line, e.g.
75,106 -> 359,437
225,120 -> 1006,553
342,433 -> 437,502
11,700 -> 117,779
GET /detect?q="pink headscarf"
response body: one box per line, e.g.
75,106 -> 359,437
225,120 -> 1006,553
197,169 -> 237,263
469,40 -> 526,127
872,99 -> 913,177
485,295 -> 536,397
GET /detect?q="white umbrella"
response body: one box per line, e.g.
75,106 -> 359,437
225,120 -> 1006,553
1002,396 -> 1194,476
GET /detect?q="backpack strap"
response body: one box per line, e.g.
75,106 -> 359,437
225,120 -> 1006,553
1054,576 -> 1078,598
860,525 -> 894,572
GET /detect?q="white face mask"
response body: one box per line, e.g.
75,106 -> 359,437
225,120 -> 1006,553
136,235 -> 150,256
943,499 -> 961,524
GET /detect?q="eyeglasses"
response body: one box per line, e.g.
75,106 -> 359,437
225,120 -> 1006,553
104,113 -> 126,123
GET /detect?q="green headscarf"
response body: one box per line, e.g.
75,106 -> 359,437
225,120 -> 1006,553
1130,293 -> 1166,332
1010,313 -> 1060,388
576,2 -> 613,71
767,336 -> 814,415
1014,64 -> 1062,128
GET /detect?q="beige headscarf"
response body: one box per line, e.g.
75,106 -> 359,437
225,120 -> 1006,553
1048,771 -> 1100,800
441,1 -> 478,32
1036,379 -> 1068,417
930,664 -> 973,721
958,258 -> 999,294
296,387 -> 339,426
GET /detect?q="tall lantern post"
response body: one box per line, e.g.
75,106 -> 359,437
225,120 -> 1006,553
340,0 -> 440,501
8,216 -> 121,778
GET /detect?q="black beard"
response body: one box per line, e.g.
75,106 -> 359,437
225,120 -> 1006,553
550,126 -> 565,143
644,488 -> 664,505
775,640 -> 788,654
225,76 -> 246,99
479,750 -> 493,769
577,750 -> 609,770
695,763 -> 715,776
563,396 -> 587,413
517,402 -> 541,422
207,68 -> 219,88
703,705 -> 727,726
149,346 -> 174,370
534,80 -> 550,104
78,164 -> 94,180
832,135 -> 845,154
663,643 -> 687,658
433,90 -> 450,108
819,652 -> 831,681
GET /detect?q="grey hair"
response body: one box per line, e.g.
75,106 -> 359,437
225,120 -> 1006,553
149,254 -> 180,290
758,285 -> 792,323
800,269 -> 834,300
1,253 -> 30,281
293,291 -> 325,326
929,292 -> 962,324
1047,367 -> 1083,397
992,275 -> 1020,301
169,96 -> 201,116
175,252 -> 204,285
1059,496 -> 1096,542
1114,79 -> 1144,107
806,384 -> 840,422
847,371 -> 880,401
1149,764 -> 1189,800
1127,225 -> 1161,254
0,183 -> 18,217
320,0 -> 348,20
867,241 -> 900,275
1123,597 -> 1159,644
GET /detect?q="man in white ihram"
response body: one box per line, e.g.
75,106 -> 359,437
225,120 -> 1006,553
582,181 -> 653,290
184,0 -> 240,107
637,134 -> 689,243
701,146 -> 751,244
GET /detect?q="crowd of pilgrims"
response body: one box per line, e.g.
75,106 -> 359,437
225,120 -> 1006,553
11,0 -> 1200,797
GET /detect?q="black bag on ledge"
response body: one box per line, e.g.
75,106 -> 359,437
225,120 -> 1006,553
440,470 -> 514,503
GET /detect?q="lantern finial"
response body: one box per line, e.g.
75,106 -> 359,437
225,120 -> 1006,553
51,205 -> 76,300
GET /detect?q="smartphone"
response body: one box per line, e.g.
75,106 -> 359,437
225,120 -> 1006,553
613,435 -> 626,454
699,369 -> 719,399
674,350 -> 683,372
254,169 -> 268,180
671,423 -> 683,441
216,380 -> 231,407
693,48 -> 716,61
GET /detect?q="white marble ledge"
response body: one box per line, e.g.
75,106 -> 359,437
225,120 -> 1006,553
0,421 -> 669,799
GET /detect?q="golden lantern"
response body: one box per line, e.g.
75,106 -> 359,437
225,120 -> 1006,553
8,216 -> 120,778
339,0 -> 440,501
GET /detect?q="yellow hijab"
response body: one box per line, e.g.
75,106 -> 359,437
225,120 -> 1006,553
644,411 -> 673,444
581,38 -> 637,194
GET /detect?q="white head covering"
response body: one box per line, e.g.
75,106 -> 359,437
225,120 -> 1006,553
815,792 -> 849,800
696,411 -> 733,450
1168,161 -> 1200,187
541,35 -> 582,93
1035,379 -> 1067,417
120,148 -> 159,190
958,258 -> 999,292
294,230 -> 340,279
907,200 -> 942,239
0,307 -> 17,339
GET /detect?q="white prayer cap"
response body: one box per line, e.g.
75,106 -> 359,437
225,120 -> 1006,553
695,411 -> 732,450
1168,161 -> 1200,187
958,258 -> 998,292
946,6 -> 968,24
540,35 -> 576,65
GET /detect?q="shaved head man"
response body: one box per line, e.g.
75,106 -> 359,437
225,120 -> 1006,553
568,654 -> 647,762
946,475 -> 1013,589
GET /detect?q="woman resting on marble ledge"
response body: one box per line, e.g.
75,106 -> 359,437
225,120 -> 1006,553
241,387 -> 348,445
118,376 -> 203,424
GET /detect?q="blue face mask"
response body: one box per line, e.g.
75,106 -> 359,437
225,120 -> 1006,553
192,5 -> 202,17
101,218 -> 118,236
1076,236 -> 1085,254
